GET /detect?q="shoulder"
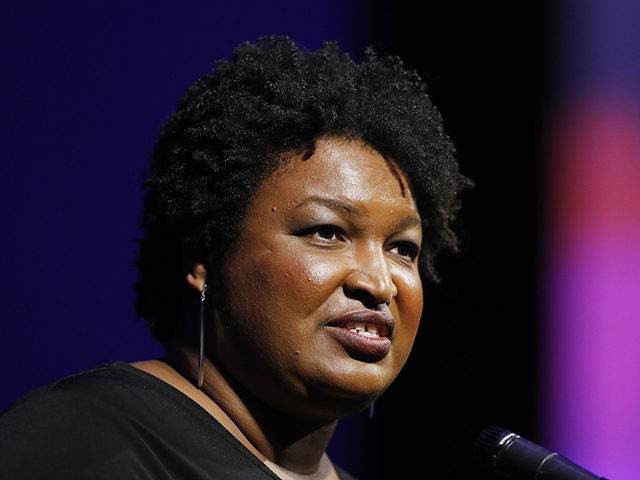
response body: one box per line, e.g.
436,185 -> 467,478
0,362 -> 166,478
1,362 -> 159,419
1,362 -> 146,428
0,361 -> 197,441
0,362 -> 279,479
1,362 -> 132,416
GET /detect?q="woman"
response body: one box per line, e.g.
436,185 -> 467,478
0,36 -> 471,479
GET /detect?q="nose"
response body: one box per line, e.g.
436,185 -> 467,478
343,247 -> 398,306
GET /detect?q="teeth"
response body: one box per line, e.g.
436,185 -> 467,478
345,322 -> 380,337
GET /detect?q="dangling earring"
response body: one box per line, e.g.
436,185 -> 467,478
369,400 -> 375,418
198,283 -> 207,388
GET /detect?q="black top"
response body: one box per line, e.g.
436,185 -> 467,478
0,362 -> 358,480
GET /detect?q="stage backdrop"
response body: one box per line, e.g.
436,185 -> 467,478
542,1 -> 640,479
15,2 -> 639,479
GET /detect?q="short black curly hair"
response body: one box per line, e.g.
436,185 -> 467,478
135,35 -> 472,343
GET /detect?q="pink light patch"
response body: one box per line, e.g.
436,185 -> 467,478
543,96 -> 640,480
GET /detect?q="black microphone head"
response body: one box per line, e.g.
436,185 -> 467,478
473,424 -> 607,480
474,424 -> 514,470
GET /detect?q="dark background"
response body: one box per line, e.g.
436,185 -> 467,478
1,2 -> 547,479
371,2 -> 546,478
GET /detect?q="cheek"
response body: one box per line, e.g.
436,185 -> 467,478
271,253 -> 342,313
229,248 -> 342,318
395,272 -> 424,340
406,276 -> 424,320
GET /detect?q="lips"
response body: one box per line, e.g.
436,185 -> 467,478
325,310 -> 395,362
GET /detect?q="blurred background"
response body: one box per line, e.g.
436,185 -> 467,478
1,1 -> 638,479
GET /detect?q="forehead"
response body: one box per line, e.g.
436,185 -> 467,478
264,137 -> 412,203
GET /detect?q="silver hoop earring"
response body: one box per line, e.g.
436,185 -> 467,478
198,284 -> 207,388
368,400 -> 375,418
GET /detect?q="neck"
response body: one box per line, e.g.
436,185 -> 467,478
164,346 -> 340,477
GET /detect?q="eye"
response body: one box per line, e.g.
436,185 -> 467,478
295,224 -> 346,242
388,241 -> 420,262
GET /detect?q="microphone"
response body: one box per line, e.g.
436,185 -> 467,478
473,425 -> 608,480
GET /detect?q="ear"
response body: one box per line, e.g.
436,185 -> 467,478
186,263 -> 208,292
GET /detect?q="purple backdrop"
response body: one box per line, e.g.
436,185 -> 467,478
542,1 -> 640,479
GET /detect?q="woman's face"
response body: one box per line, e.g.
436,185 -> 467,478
211,137 -> 423,418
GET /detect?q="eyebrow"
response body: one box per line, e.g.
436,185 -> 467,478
294,195 -> 422,230
395,215 -> 422,230
295,196 -> 359,215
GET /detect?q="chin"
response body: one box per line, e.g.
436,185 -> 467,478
307,372 -> 393,416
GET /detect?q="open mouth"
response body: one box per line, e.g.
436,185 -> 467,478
326,310 -> 395,361
327,309 -> 394,339
343,321 -> 390,338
